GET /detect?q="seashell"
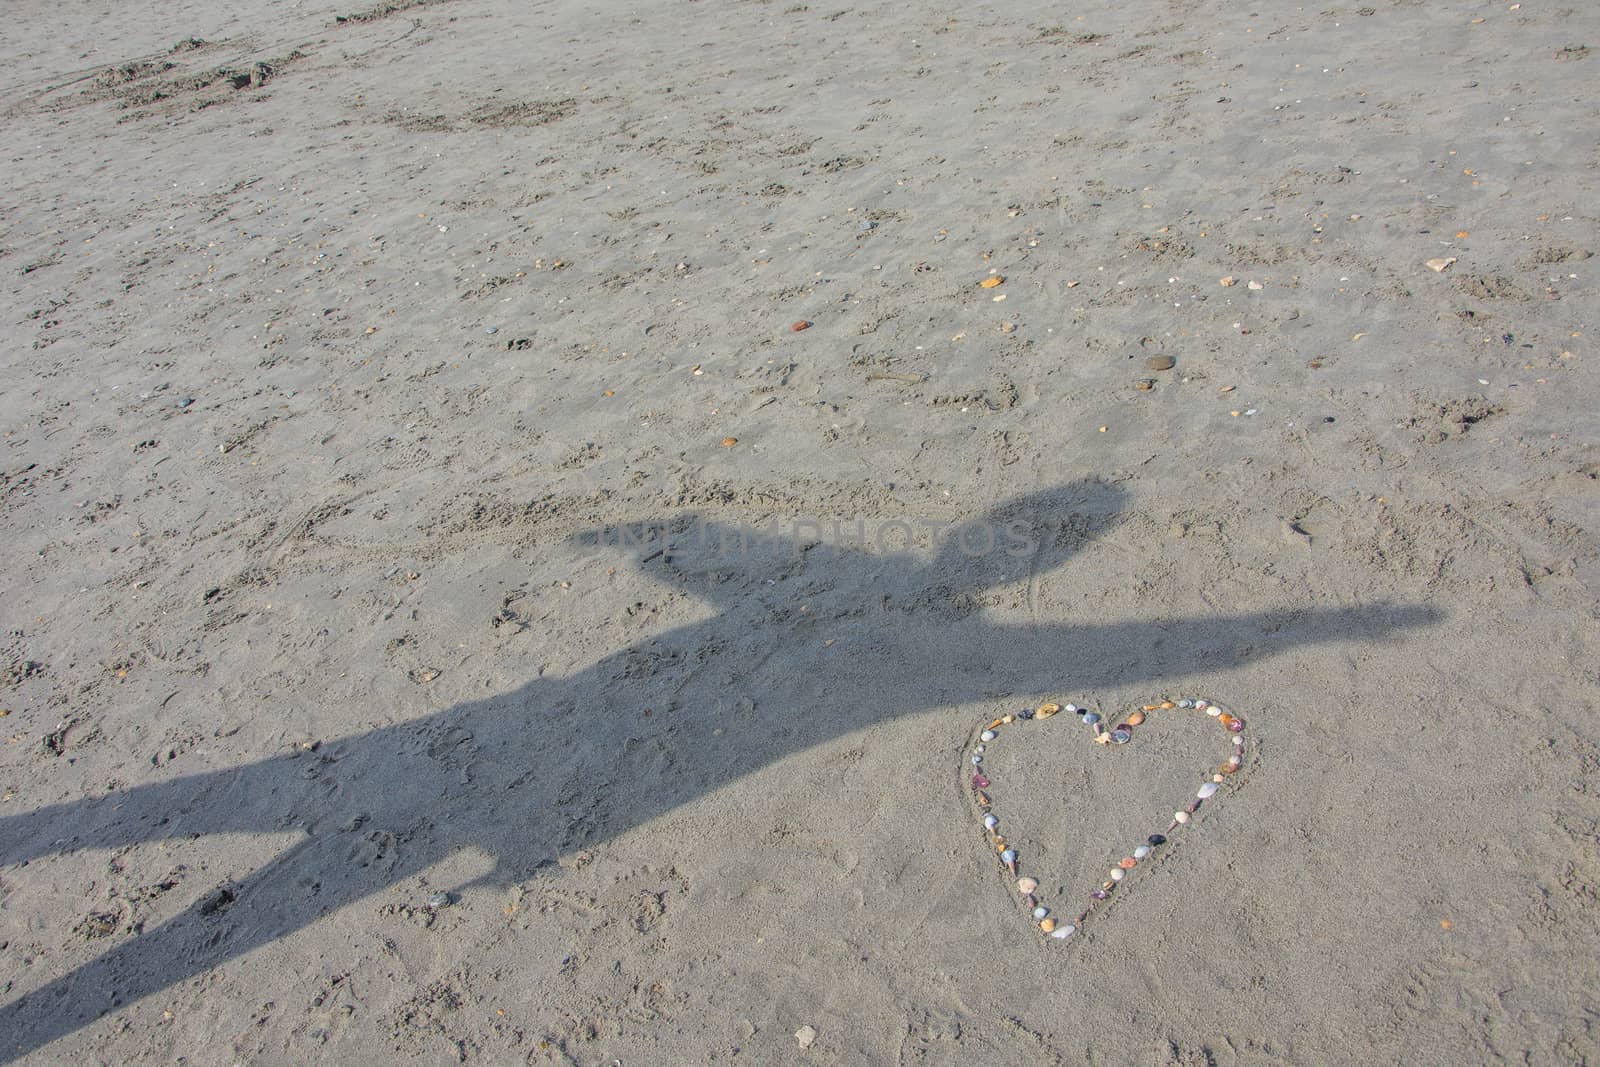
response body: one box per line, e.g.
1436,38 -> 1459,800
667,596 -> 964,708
1091,890 -> 1109,901
1082,712 -> 1101,725
1022,894 -> 1037,909
975,745 -> 985,755
1110,868 -> 1125,882
1051,924 -> 1076,939
1217,713 -> 1236,728
1036,702 -> 1061,718
972,773 -> 990,789
1127,711 -> 1147,726
791,320 -> 811,331
976,792 -> 991,806
1218,763 -> 1237,775
1197,782 -> 1219,800
1017,877 -> 1038,894
1001,715 -> 1015,724
1186,800 -> 1201,813
987,718 -> 1005,731
1032,906 -> 1049,920
980,275 -> 1004,288
1109,729 -> 1132,744
1228,718 -> 1245,733
1017,708 -> 1034,720
1001,849 -> 1018,872
1177,699 -> 1195,708
1174,811 -> 1190,824
1133,845 -> 1150,859
994,836 -> 1006,849
1233,735 -> 1245,746
1119,857 -> 1137,869
1147,834 -> 1166,846
984,814 -> 999,830
971,755 -> 983,765
1160,701 -> 1175,709
1206,705 -> 1223,717
980,729 -> 996,742
1229,754 -> 1242,766
1039,917 -> 1057,933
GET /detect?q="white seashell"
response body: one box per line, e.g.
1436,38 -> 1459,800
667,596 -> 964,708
1032,906 -> 1048,920
1197,782 -> 1219,799
980,730 -> 996,742
1110,868 -> 1125,881
1051,924 -> 1076,939
1017,877 -> 1038,894
1133,845 -> 1150,859
1206,705 -> 1222,717
1174,811 -> 1190,824
983,814 -> 998,830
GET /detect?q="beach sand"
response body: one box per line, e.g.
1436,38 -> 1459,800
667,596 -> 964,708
1,0 -> 1598,1061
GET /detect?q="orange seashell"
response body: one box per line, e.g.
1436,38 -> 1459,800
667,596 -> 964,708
1160,701 -> 1175,709
1039,917 -> 1056,933
976,791 -> 991,806
988,718 -> 1005,731
1217,713 -> 1236,728
721,437 -> 738,448
994,838 -> 1007,851
791,320 -> 811,331
979,276 -> 1004,288
1037,702 -> 1061,718
1142,704 -> 1160,711
1127,711 -> 1146,726
1119,857 -> 1137,869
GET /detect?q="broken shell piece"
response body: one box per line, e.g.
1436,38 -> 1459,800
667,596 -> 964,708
1426,257 -> 1457,272
1036,702 -> 1061,718
1017,877 -> 1038,894
979,276 -> 1004,288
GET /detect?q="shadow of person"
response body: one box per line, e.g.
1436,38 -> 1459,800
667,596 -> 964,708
0,480 -> 1440,1059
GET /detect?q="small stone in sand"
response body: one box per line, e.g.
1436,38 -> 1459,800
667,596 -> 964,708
1145,355 -> 1176,371
795,1025 -> 818,1049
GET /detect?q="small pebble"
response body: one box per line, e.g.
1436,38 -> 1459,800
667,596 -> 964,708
484,326 -> 498,335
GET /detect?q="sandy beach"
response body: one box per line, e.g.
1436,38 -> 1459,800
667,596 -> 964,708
1,0 -> 1598,1061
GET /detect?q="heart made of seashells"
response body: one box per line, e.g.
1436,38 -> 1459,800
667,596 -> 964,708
968,698 -> 1248,942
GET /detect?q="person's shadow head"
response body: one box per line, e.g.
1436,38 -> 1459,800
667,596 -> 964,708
569,477 -> 1130,607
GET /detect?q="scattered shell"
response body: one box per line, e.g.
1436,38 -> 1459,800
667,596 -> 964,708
1174,811 -> 1190,824
1032,906 -> 1049,920
979,276 -> 1004,288
1145,354 -> 1176,371
1110,868 -> 1125,882
1109,729 -> 1132,744
1118,857 -> 1137,869
791,320 -> 812,332
795,1025 -> 818,1049
1247,280 -> 1264,290
721,437 -> 738,448
1135,379 -> 1155,391
1148,834 -> 1166,845
1133,845 -> 1151,859
984,814 -> 999,830
1228,718 -> 1245,733
1127,711 -> 1146,726
1206,705 -> 1222,717
1017,877 -> 1038,894
1051,924 -> 1075,939
1001,849 -> 1018,872
1036,702 -> 1062,718
980,729 -> 996,742
1197,782 -> 1220,800
426,891 -> 452,909
1426,257 -> 1457,273
1039,917 -> 1057,933
1081,712 -> 1101,725
1219,275 -> 1236,287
